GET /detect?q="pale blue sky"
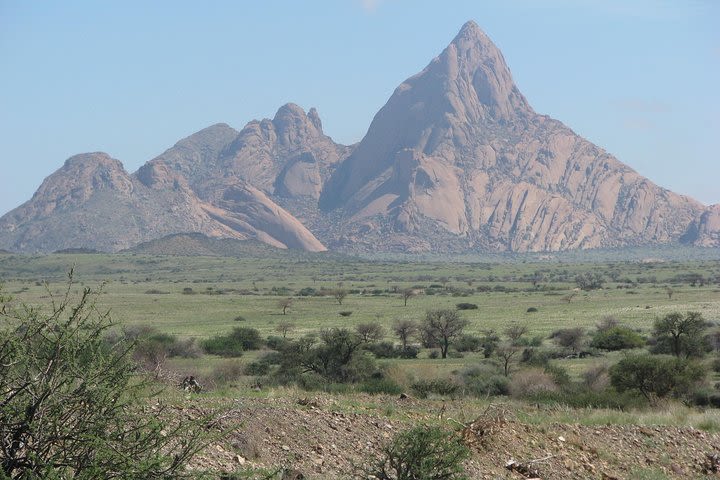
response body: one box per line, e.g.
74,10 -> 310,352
1,0 -> 718,216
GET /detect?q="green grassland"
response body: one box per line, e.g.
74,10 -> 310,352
1,251 -> 718,341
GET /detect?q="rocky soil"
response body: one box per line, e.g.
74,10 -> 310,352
185,396 -> 720,479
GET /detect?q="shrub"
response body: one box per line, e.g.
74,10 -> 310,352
298,287 -> 317,296
543,364 -> 572,389
454,334 -> 482,352
411,378 -> 461,398
204,327 -> 263,357
0,278 -> 206,478
359,377 -> 404,395
456,303 -> 478,310
245,361 -> 271,376
610,353 -> 707,401
691,388 -> 720,408
583,363 -> 610,391
591,326 -> 646,351
339,310 -> 353,317
509,368 -> 559,398
526,307 -> 538,313
366,426 -> 469,480
461,365 -> 509,397
209,359 -> 245,388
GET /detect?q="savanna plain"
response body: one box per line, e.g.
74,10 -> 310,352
2,247 -> 720,479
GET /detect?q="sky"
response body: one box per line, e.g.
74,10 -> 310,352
0,0 -> 718,216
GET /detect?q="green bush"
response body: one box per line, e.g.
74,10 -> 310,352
359,377 -> 404,395
454,334 -> 482,352
591,326 -> 646,351
245,361 -> 271,376
461,365 -> 509,397
691,388 -> 720,408
456,303 -> 478,310
366,426 -> 469,480
411,378 -> 460,398
203,327 -> 264,357
610,353 -> 707,401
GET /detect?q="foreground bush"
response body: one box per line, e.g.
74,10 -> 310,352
0,277 -> 206,478
365,425 -> 469,480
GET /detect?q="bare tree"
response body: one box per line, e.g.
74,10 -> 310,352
333,289 -> 348,305
550,327 -> 585,354
401,288 -> 416,307
562,292 -> 577,304
503,323 -> 528,346
355,322 -> 385,343
393,319 -> 418,349
275,320 -> 295,338
421,309 -> 469,359
278,297 -> 293,315
496,343 -> 520,377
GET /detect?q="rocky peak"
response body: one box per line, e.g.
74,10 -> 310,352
431,20 -> 531,119
272,103 -> 324,146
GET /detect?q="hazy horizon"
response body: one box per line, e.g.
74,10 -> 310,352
1,0 -> 718,216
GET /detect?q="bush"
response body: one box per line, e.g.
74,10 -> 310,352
610,353 -> 707,401
411,378 -> 461,398
245,361 -> 271,376
691,388 -> 720,408
209,359 -> 245,388
359,377 -> 404,395
366,426 -> 469,480
454,334 -> 483,352
456,303 -> 478,310
203,327 -> 264,357
526,307 -> 538,313
339,310 -> 353,317
461,365 -> 509,397
591,326 -> 646,351
509,368 -> 559,398
0,278 -> 206,478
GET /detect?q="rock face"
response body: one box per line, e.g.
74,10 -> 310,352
319,21 -> 714,252
145,104 -> 349,201
0,21 -> 717,254
0,152 -> 326,253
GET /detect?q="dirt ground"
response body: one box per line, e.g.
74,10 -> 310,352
184,395 -> 720,479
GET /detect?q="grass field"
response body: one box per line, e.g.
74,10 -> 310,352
1,251 -> 718,341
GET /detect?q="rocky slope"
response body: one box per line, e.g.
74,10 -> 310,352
319,21 -> 716,252
0,152 -> 326,253
187,396 -> 720,479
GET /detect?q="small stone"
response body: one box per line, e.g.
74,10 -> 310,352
236,455 -> 246,465
558,436 -> 566,442
282,445 -> 290,451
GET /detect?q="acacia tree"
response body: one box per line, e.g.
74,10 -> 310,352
276,320 -> 296,338
355,322 -> 385,344
652,311 -> 708,358
278,297 -> 293,315
393,319 -> 418,350
401,288 -> 416,307
421,309 -> 468,359
333,289 -> 348,305
0,273 -> 208,479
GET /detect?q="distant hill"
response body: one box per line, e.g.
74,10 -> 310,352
123,232 -> 293,257
53,247 -> 103,254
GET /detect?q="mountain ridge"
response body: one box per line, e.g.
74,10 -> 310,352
1,21 -> 717,254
